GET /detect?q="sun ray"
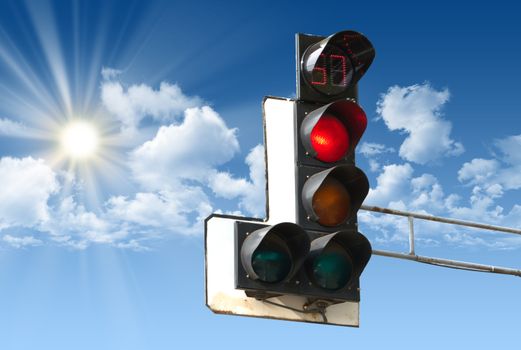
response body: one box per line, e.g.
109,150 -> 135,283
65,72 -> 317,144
0,0 -> 165,222
25,1 -> 74,117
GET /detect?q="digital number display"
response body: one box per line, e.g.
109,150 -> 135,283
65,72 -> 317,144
302,44 -> 354,96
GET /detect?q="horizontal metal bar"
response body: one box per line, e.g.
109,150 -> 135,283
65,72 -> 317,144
373,249 -> 521,277
361,205 -> 521,236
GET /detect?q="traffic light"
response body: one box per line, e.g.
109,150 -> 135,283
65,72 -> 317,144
234,30 -> 374,305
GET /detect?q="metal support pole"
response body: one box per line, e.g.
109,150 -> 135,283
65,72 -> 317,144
372,249 -> 521,277
408,216 -> 415,255
361,205 -> 521,236
360,205 -> 521,278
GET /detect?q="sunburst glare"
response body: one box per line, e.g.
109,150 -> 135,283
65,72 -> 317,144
60,120 -> 100,159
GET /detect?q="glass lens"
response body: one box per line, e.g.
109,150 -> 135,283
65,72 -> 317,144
312,177 -> 351,226
312,242 -> 353,290
252,235 -> 291,283
310,114 -> 350,163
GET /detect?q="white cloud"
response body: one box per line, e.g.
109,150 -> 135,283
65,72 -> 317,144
358,142 -> 395,172
410,174 -> 445,211
101,78 -> 202,130
495,134 -> 521,165
458,158 -> 500,185
0,157 -> 59,229
366,163 -> 414,207
453,134 -> 521,224
2,234 -> 42,248
101,67 -> 122,80
40,196 -> 118,249
0,118 -> 36,138
106,187 -> 213,236
208,145 -> 266,217
358,142 -> 394,157
376,83 -> 464,164
130,106 -> 240,188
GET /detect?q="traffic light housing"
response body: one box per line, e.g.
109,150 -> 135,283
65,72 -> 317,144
236,221 -> 371,302
234,30 -> 375,304
206,29 -> 375,325
297,30 -> 375,103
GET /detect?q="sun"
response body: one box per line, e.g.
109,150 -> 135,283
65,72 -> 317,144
60,120 -> 99,158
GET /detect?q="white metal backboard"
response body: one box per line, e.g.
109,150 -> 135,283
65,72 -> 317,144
204,97 -> 360,327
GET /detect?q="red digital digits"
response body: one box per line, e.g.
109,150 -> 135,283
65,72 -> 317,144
312,53 -> 347,87
311,54 -> 327,86
329,54 -> 347,87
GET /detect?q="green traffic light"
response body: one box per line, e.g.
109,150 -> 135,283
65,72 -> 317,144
312,246 -> 352,290
252,248 -> 291,283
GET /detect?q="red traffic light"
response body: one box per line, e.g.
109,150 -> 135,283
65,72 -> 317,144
310,114 -> 350,163
301,100 -> 367,163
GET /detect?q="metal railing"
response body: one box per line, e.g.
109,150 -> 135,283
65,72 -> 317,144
360,205 -> 521,278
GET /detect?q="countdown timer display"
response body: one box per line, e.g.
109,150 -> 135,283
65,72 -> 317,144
300,31 -> 375,97
302,44 -> 353,96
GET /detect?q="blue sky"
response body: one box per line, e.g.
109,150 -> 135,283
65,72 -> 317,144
0,0 -> 520,348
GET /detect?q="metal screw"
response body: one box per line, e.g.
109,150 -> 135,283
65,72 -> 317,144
295,280 -> 300,285
246,274 -> 249,278
307,216 -> 311,220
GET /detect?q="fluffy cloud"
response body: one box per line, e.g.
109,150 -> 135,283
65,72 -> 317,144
106,187 -> 213,236
495,134 -> 521,165
357,142 -> 395,172
0,118 -> 35,138
2,69 -> 273,250
358,142 -> 395,157
0,157 -> 59,229
366,163 -> 414,207
208,145 -> 265,217
376,83 -> 464,164
453,134 -> 521,224
130,106 -> 240,188
458,158 -> 500,185
365,163 -> 447,213
2,234 -> 42,248
41,196 -> 118,249
101,76 -> 202,130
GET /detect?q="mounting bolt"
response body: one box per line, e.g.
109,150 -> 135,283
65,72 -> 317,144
295,280 -> 300,285
246,274 -> 249,278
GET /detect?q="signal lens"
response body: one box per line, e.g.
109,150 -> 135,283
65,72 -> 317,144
252,235 -> 292,283
310,114 -> 349,163
312,177 -> 351,226
312,242 -> 353,290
